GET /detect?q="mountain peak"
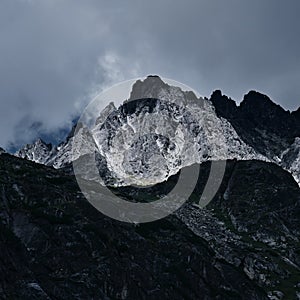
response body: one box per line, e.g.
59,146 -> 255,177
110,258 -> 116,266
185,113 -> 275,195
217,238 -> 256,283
240,91 -> 292,129
147,74 -> 161,78
210,90 -> 236,103
129,76 -> 199,106
245,90 -> 269,98
129,76 -> 167,100
210,90 -> 238,118
211,90 -> 223,98
15,138 -> 53,164
241,90 -> 280,108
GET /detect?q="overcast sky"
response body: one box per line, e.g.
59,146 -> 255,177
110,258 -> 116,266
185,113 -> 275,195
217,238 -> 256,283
0,0 -> 299,150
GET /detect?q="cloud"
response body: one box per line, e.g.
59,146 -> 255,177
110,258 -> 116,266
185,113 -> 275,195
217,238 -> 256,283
0,0 -> 299,149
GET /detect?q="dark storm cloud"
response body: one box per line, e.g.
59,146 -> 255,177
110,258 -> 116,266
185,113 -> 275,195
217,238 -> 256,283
0,0 -> 299,149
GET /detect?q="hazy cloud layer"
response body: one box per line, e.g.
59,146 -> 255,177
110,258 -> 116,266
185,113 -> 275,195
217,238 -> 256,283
0,0 -> 299,149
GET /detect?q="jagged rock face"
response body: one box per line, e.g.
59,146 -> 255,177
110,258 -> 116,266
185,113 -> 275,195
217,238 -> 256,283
281,137 -> 300,185
211,90 -> 300,159
210,90 -> 300,187
15,77 -> 265,186
15,125 -> 98,171
1,153 -> 300,299
15,139 -> 53,164
15,77 -> 299,187
0,147 -> 5,155
92,77 -> 265,186
47,124 -> 97,169
240,91 -> 299,139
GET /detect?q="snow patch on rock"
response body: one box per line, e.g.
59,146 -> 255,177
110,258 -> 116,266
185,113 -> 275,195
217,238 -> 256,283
14,76 -> 270,187
281,137 -> 300,185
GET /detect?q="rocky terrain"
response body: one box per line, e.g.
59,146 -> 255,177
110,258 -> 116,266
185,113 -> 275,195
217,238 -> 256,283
3,76 -> 300,299
14,76 -> 300,186
0,152 -> 300,299
211,89 -> 300,184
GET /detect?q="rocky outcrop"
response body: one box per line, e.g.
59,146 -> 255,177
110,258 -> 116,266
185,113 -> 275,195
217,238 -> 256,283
210,90 -> 300,160
15,139 -> 53,164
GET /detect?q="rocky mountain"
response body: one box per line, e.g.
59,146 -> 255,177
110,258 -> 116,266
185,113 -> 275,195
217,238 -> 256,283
2,76 -> 300,299
15,139 -> 53,164
210,89 -> 300,185
0,152 -> 300,299
91,78 -> 266,186
15,76 -> 269,186
15,124 -> 97,169
210,90 -> 299,158
14,76 -> 299,187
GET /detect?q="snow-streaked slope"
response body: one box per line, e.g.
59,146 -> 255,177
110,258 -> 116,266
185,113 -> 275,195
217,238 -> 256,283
15,76 -> 274,187
92,77 -> 267,186
15,125 -> 97,170
15,139 -> 53,164
47,124 -> 97,169
281,137 -> 300,185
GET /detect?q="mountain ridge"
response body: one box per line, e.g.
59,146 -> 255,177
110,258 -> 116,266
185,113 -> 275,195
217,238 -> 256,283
13,76 -> 300,186
2,76 -> 300,299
